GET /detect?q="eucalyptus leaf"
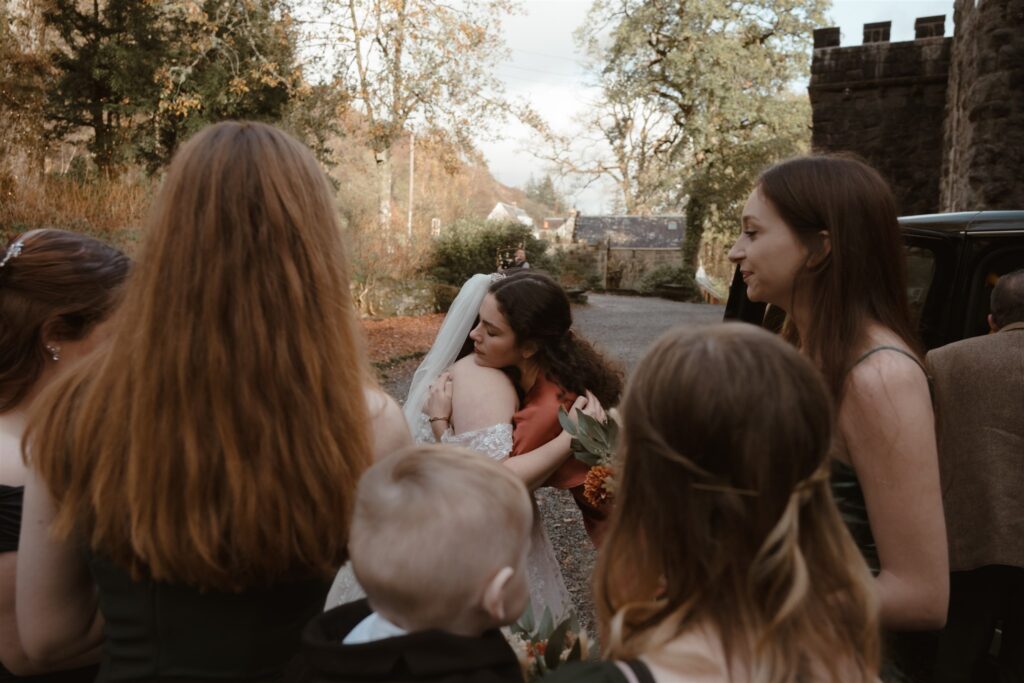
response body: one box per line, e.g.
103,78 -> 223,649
544,618 -> 571,670
557,407 -> 578,436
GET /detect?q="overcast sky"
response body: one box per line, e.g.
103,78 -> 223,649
485,0 -> 955,213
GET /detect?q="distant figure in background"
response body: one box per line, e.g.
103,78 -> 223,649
513,248 -> 530,270
926,268 -> 1024,683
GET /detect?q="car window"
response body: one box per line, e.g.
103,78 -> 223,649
963,244 -> 1024,339
905,245 -> 937,328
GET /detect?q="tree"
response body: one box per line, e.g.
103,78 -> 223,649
524,173 -> 565,212
40,0 -> 304,171
43,0 -> 165,169
143,0 -> 303,168
551,0 -> 824,263
313,0 -> 521,239
0,1 -> 53,170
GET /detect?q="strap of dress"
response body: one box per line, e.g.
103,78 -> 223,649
615,659 -> 657,683
852,345 -> 927,375
850,345 -> 934,403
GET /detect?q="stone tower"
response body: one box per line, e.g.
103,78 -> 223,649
940,0 -> 1024,211
809,0 -> 1024,214
808,18 -> 952,215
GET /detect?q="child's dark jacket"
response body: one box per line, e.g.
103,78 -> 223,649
289,599 -> 523,683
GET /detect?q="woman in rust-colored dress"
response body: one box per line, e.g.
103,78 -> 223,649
471,272 -> 622,546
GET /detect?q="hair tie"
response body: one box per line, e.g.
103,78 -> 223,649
0,239 -> 24,269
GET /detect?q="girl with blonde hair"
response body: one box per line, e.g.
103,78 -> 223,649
16,122 -> 388,681
547,324 -> 880,683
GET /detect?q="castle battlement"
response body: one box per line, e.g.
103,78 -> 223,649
809,0 -> 1024,214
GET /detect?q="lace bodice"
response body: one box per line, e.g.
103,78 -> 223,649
413,414 -> 513,461
329,415 -> 572,626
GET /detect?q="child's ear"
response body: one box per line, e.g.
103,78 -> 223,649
481,566 -> 515,622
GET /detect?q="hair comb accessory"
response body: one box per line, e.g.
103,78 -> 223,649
0,239 -> 24,268
489,272 -> 506,283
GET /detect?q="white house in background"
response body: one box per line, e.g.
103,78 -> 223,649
487,202 -> 534,227
534,215 -> 574,244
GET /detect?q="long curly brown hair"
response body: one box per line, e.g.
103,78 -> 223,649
489,271 -> 622,406
26,122 -> 373,591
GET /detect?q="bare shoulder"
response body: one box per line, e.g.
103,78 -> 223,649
450,356 -> 511,384
449,357 -> 516,399
363,386 -> 397,415
845,347 -> 928,411
362,385 -> 412,459
0,433 -> 27,487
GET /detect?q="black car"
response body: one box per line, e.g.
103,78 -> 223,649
724,211 -> 1024,349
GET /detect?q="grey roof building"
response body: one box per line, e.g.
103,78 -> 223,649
572,215 -> 685,249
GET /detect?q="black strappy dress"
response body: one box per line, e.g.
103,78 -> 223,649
830,346 -> 939,683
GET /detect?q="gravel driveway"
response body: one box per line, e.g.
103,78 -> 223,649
378,294 -> 725,640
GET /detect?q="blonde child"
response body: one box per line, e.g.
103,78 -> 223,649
295,445 -> 533,682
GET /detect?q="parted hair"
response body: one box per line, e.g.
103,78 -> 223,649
25,121 -> 373,591
0,229 -> 129,411
991,268 -> 1024,328
759,154 -> 922,401
349,445 -> 532,625
489,271 -> 622,406
595,324 -> 879,683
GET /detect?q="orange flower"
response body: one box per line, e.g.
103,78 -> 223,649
583,465 -> 615,508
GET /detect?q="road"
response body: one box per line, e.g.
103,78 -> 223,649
572,294 -> 725,371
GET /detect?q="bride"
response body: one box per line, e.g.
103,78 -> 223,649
328,273 -> 597,625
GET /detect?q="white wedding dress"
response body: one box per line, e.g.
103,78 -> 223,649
326,274 -> 574,629
325,414 -> 575,628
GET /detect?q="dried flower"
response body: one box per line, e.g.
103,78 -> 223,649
583,465 -> 616,508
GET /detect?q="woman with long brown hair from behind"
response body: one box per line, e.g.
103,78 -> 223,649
16,122 -> 378,681
0,230 -> 129,680
546,324 -> 880,683
728,155 -> 947,680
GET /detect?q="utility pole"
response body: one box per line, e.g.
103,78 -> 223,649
406,132 -> 415,244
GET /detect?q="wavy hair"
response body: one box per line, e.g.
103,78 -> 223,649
0,229 -> 129,411
595,324 -> 879,682
489,271 -> 622,406
26,122 -> 373,591
758,154 -> 921,401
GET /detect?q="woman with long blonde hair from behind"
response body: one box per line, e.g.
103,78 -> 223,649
15,122 -> 386,681
546,324 -> 879,683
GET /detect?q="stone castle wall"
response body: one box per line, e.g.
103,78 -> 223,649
941,0 -> 1024,211
810,3 -> 1024,214
809,30 -> 952,215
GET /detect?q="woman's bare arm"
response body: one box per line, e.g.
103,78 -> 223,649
364,387 -> 413,461
1,552 -> 101,674
840,352 -> 949,630
16,468 -> 104,663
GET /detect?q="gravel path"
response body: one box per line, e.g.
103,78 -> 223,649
376,294 -> 725,639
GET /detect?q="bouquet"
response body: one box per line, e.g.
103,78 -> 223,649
506,603 -> 590,681
558,406 -> 620,508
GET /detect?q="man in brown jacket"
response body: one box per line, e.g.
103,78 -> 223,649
927,268 -> 1024,683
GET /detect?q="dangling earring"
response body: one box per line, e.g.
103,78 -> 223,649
45,344 -> 61,362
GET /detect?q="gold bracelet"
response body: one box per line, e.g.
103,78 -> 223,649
428,416 -> 449,423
